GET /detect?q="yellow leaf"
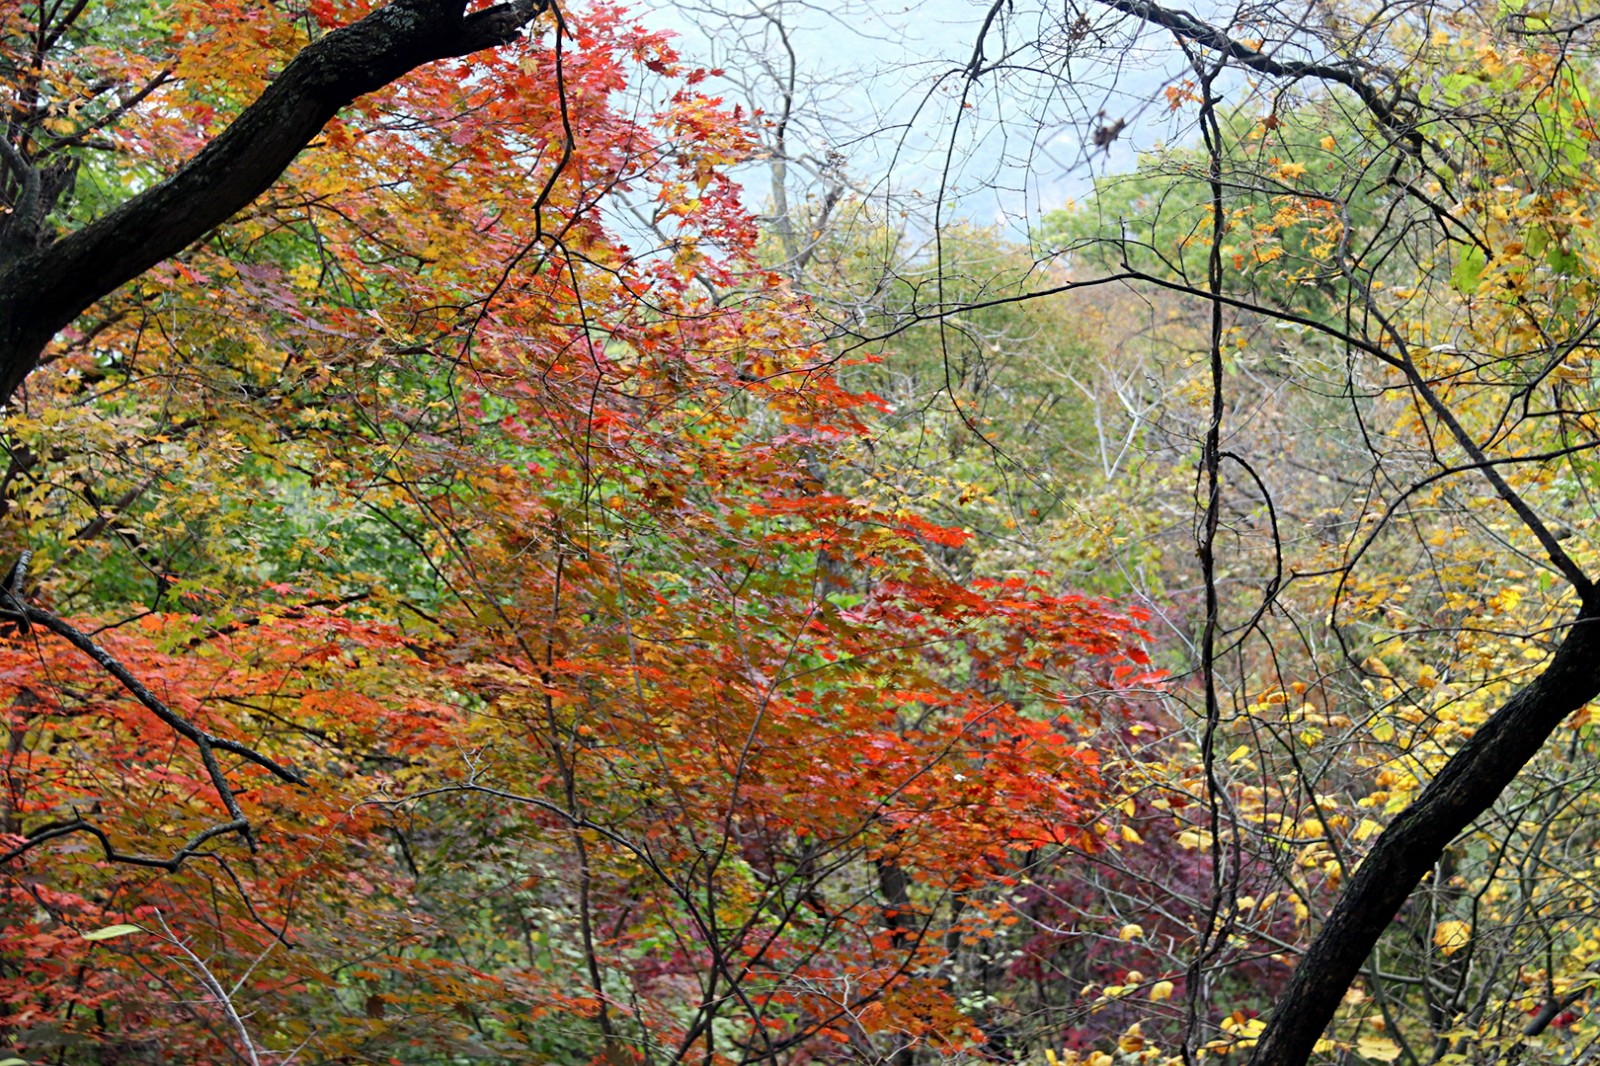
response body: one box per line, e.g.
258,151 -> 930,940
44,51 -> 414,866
1433,920 -> 1472,956
1119,923 -> 1144,941
1357,1036 -> 1403,1062
1320,135 -> 1337,150
1149,980 -> 1175,1002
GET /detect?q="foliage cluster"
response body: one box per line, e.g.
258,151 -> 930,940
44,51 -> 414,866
9,0 -> 1600,1064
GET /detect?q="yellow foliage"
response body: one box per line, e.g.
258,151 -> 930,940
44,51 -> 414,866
1433,920 -> 1473,956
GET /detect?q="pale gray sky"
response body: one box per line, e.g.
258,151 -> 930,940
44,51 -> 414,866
632,0 -> 1209,238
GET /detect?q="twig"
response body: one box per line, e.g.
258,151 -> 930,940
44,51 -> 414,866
0,553 -> 308,869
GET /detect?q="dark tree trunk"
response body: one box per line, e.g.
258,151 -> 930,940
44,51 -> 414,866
1247,603 -> 1600,1066
0,0 -> 548,405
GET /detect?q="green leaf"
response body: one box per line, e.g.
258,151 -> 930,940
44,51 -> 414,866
82,923 -> 144,941
1451,246 -> 1488,294
1440,72 -> 1474,107
1547,244 -> 1581,275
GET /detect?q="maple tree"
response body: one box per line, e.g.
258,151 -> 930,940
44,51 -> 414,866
15,0 -> 1600,1060
0,1 -> 1161,1063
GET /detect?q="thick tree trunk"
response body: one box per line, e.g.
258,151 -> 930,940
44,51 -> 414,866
0,0 -> 547,405
1248,603 -> 1600,1066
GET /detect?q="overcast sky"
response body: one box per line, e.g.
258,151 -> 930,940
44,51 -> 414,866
631,0 -> 1209,238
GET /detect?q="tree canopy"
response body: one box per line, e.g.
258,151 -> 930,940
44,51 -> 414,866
6,0 -> 1600,1064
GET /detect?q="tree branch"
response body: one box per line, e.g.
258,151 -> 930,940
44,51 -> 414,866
0,553 -> 309,869
1248,609 -> 1600,1066
1088,0 -> 1458,170
0,0 -> 551,404
14,604 -> 306,787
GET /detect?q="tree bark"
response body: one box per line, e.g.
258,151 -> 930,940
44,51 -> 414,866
1247,602 -> 1600,1066
0,0 -> 549,406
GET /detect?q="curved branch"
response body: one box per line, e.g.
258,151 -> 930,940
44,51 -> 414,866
1249,608 -> 1600,1066
0,0 -> 551,403
0,816 -> 249,869
18,605 -> 306,787
1089,0 -> 1459,171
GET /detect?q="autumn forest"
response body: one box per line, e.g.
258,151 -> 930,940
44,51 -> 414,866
3,0 -> 1600,1063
